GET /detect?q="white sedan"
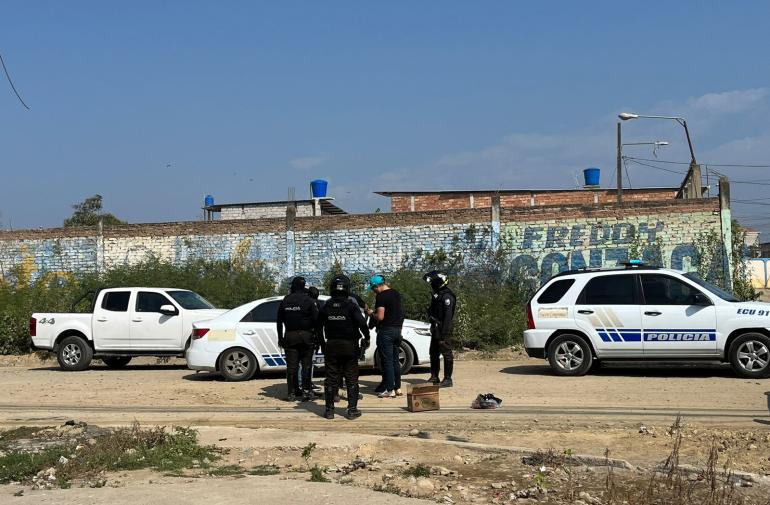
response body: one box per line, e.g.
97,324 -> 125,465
185,295 -> 433,381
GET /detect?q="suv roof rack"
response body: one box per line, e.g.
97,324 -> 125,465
551,263 -> 662,279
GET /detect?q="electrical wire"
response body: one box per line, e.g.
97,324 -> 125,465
625,156 -> 770,169
0,52 -> 30,109
623,157 -> 686,175
622,156 -> 632,189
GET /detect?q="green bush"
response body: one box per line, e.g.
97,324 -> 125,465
0,258 -> 277,355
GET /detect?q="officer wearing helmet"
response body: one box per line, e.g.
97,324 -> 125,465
277,276 -> 319,401
316,274 -> 370,419
424,270 -> 457,387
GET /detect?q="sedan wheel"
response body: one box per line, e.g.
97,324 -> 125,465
218,348 -> 257,381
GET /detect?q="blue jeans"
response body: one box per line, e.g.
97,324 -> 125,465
378,326 -> 402,391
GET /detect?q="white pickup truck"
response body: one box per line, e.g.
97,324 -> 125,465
31,287 -> 226,371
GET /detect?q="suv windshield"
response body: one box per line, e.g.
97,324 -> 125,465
683,273 -> 740,302
166,290 -> 216,309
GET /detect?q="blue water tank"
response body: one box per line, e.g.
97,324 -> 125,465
310,179 -> 328,198
583,168 -> 600,187
204,195 -> 215,207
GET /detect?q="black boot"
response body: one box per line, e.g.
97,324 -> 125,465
324,388 -> 335,419
346,382 -> 361,420
440,378 -> 453,387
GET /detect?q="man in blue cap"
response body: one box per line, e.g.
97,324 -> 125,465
366,274 -> 405,398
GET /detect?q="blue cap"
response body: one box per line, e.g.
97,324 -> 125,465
368,274 -> 385,290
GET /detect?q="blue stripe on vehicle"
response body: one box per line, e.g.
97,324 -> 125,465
264,357 -> 276,367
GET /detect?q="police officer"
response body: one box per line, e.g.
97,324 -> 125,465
424,270 -> 456,387
316,274 -> 370,420
277,276 -> 318,402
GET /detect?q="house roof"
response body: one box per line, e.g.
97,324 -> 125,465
204,198 -> 347,215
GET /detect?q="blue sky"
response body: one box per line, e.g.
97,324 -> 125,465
2,1 -> 770,234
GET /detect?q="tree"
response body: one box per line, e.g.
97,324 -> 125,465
63,194 -> 126,227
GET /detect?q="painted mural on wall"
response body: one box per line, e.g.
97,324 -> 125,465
506,220 -> 698,283
0,206 -> 720,286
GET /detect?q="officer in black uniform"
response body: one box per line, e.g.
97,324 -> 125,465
424,270 -> 457,387
277,276 -> 318,401
316,274 -> 370,420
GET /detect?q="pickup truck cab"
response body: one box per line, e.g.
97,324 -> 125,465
31,287 -> 226,371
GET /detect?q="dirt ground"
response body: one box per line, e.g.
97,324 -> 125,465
0,354 -> 769,502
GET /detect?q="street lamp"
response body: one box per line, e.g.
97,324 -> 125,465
618,112 -> 701,199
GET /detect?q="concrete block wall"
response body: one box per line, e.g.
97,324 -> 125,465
0,199 -> 723,287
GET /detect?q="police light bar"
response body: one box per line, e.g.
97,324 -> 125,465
623,259 -> 645,268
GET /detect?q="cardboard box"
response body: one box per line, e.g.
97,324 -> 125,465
407,383 -> 440,412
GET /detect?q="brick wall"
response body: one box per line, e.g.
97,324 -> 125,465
387,188 -> 678,212
0,199 -> 722,286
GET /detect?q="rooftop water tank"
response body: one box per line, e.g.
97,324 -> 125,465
310,179 -> 328,198
583,168 -> 600,187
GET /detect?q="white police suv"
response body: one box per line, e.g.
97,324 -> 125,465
524,263 -> 770,378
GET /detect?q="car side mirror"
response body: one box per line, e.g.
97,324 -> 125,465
692,293 -> 711,306
159,304 -> 178,316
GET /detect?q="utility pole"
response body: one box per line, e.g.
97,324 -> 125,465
616,122 -> 623,204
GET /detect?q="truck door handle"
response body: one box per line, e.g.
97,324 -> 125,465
96,317 -> 108,322
644,311 -> 662,316
132,317 -> 143,322
578,310 -> 594,314
242,330 -> 256,335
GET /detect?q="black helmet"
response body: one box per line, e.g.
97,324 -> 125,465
290,276 -> 307,293
329,274 -> 351,297
423,270 -> 448,292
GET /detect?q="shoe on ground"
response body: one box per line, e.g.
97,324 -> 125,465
440,378 -> 453,388
324,409 -> 335,420
428,376 -> 440,385
286,393 -> 297,402
378,390 -> 396,398
394,389 -> 404,397
301,391 -> 313,402
346,408 -> 362,420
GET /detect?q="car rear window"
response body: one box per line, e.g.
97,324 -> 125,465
101,291 -> 130,312
537,279 -> 575,304
579,275 -> 636,305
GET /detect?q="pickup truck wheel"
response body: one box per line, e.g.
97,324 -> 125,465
729,333 -> 770,378
547,334 -> 593,377
102,356 -> 132,368
57,336 -> 93,371
218,348 -> 257,381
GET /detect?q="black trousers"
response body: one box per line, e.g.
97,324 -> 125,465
324,340 -> 359,410
429,336 -> 454,379
285,343 -> 314,395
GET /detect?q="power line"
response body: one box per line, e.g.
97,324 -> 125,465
0,52 -> 30,110
624,157 -> 687,175
626,156 -> 770,169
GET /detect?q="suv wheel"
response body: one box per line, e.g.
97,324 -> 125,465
548,334 -> 593,377
57,336 -> 94,371
218,348 -> 258,381
729,333 -> 770,378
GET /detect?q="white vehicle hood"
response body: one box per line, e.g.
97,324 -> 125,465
403,318 -> 429,329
